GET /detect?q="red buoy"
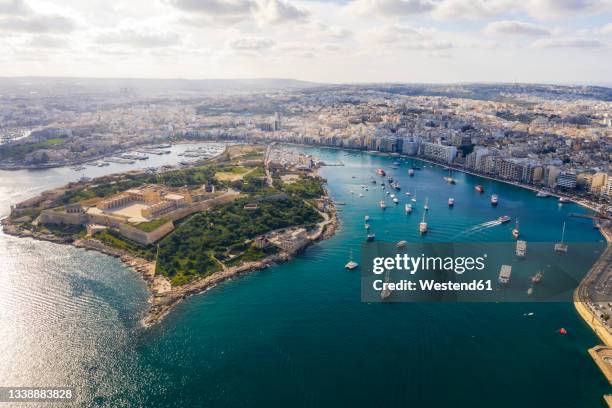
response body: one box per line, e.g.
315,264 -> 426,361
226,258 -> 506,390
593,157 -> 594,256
558,328 -> 567,335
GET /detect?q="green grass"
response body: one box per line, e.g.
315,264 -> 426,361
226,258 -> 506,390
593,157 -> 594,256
133,218 -> 169,232
94,229 -> 155,260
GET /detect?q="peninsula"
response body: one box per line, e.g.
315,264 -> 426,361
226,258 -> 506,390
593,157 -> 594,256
1,144 -> 338,325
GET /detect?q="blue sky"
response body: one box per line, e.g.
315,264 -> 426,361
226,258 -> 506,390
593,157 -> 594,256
0,0 -> 610,84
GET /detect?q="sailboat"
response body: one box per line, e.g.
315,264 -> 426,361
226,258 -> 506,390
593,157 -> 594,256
419,212 -> 428,234
512,219 -> 520,239
411,190 -> 417,202
381,270 -> 391,300
554,222 -> 568,252
405,203 -> 413,214
424,197 -> 429,211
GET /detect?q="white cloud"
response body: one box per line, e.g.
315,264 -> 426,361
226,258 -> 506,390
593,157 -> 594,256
433,0 -> 515,20
253,0 -> 308,24
95,28 -> 182,47
600,23 -> 612,34
27,34 -> 69,47
532,37 -> 605,48
347,0 -> 435,17
0,0 -> 30,15
0,14 -> 76,33
525,0 -> 611,19
228,36 -> 275,51
485,20 -> 552,37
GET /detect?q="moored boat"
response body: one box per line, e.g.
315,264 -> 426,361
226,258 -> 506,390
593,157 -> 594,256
498,265 -> 512,284
475,185 -> 484,193
396,240 -> 407,248
379,200 -> 387,210
408,169 -> 415,177
491,194 -> 498,206
376,168 -> 386,176
512,219 -> 520,239
366,233 -> 376,242
448,197 -> 454,207
405,203 -> 413,214
419,213 -> 428,234
516,240 -> 527,257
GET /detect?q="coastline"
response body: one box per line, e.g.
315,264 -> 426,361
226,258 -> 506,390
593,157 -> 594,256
0,188 -> 339,328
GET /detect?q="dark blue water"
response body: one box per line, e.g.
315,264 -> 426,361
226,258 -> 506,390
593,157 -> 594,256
1,146 -> 609,407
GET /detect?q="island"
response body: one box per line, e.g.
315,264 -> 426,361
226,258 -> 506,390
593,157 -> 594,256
1,144 -> 338,325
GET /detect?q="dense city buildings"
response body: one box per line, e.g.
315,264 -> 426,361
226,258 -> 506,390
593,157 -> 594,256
1,81 -> 611,208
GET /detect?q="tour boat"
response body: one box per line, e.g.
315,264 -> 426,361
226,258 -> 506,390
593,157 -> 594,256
376,168 -> 386,176
408,169 -> 415,177
491,194 -> 498,206
393,197 -> 399,204
366,233 -> 376,242
512,220 -> 520,239
424,197 -> 429,211
379,200 -> 387,210
531,271 -> 543,284
554,222 -> 568,253
475,185 -> 484,193
498,215 -> 511,223
448,197 -> 454,207
405,203 -> 413,214
516,240 -> 526,257
419,213 -> 428,234
396,240 -> 408,248
498,265 -> 512,285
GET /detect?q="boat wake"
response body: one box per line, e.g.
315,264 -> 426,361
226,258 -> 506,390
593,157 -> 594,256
454,220 -> 503,238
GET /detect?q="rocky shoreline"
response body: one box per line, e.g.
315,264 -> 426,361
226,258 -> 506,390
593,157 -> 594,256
1,198 -> 339,328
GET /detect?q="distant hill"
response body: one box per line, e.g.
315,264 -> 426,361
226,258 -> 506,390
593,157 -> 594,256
0,77 -> 319,97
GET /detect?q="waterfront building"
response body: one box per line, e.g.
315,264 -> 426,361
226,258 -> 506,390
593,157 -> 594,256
556,171 -> 577,190
420,142 -> 457,164
545,166 -> 561,188
591,172 -> 609,195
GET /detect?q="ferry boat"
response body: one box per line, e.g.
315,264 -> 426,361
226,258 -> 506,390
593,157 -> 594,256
512,220 -> 520,239
366,233 -> 376,242
516,240 -> 527,257
379,200 -> 387,210
554,222 -> 568,253
498,265 -> 512,285
408,169 -> 415,177
448,197 -> 454,207
490,194 -> 498,206
558,197 -> 571,204
419,213 -> 428,234
405,203 -> 413,214
531,271 -> 543,284
376,168 -> 386,176
475,185 -> 484,193
536,191 -> 550,198
393,197 -> 399,204
498,215 -> 511,223
396,240 -> 408,248
424,197 -> 429,211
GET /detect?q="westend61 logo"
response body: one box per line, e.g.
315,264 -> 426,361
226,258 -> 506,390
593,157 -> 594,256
372,253 -> 487,275
360,242 -> 606,302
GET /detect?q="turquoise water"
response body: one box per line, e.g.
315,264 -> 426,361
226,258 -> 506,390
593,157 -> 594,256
0,145 -> 609,407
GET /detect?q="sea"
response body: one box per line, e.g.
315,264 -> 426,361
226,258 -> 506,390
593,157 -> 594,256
0,143 -> 609,407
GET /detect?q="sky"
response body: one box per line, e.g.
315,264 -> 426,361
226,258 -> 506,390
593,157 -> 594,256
0,0 -> 610,84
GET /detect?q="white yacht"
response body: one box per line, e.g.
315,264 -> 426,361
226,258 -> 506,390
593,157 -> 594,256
419,213 -> 428,234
